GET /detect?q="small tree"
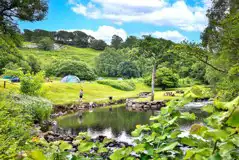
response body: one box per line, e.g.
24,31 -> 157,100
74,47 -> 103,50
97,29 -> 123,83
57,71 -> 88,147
138,36 -> 173,101
145,68 -> 179,90
111,35 -> 123,49
27,55 -> 41,74
90,39 -> 107,50
37,37 -> 54,50
20,71 -> 45,96
117,61 -> 140,78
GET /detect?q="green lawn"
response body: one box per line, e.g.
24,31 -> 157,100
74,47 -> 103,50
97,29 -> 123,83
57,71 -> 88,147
0,78 -> 189,105
19,44 -> 102,67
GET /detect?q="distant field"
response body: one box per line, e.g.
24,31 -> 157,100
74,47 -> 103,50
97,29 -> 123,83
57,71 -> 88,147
0,79 -> 187,105
19,44 -> 102,68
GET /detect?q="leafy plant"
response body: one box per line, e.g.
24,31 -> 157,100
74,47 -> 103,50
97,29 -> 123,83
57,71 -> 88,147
20,71 -> 45,96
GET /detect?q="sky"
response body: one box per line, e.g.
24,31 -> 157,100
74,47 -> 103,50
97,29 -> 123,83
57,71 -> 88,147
19,0 -> 212,44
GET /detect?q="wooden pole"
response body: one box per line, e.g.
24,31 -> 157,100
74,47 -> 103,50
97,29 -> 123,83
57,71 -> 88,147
4,81 -> 6,88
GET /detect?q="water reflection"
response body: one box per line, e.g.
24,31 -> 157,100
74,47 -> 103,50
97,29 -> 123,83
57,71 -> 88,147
56,102 -> 212,143
56,106 -> 152,140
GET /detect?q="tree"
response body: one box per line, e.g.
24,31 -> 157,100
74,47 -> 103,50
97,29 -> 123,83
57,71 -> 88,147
123,36 -> 138,48
46,60 -> 96,80
90,39 -> 107,50
20,71 -> 45,96
37,37 -> 54,50
27,55 -> 41,74
138,36 -> 174,101
117,61 -> 140,78
0,0 -> 48,34
111,35 -> 123,49
96,47 -> 124,77
145,67 -> 179,90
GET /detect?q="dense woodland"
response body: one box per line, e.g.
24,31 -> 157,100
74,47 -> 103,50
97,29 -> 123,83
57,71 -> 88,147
0,0 -> 239,159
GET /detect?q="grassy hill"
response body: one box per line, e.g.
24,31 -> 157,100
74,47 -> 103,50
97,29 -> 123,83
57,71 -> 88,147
19,43 -> 102,68
0,78 -> 187,105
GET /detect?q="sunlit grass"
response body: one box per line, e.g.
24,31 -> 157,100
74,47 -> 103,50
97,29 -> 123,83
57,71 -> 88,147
19,45 -> 102,67
0,78 -> 189,105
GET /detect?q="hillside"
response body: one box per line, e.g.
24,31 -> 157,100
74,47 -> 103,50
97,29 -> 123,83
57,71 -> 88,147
19,43 -> 102,68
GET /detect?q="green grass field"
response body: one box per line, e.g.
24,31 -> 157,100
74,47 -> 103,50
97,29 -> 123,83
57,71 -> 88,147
19,44 -> 102,67
0,78 -> 189,105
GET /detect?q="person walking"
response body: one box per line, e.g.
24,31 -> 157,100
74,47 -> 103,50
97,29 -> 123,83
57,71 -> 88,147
79,89 -> 84,102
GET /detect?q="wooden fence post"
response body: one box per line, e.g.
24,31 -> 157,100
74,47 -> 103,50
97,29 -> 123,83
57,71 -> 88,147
4,81 -> 6,88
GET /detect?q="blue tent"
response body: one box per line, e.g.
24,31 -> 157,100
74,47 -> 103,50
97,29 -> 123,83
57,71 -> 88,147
61,75 -> 80,83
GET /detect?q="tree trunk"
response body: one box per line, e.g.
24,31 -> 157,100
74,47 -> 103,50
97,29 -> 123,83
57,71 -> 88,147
151,63 -> 156,101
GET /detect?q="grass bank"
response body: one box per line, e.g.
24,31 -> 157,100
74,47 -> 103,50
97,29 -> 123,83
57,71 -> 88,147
19,45 -> 102,68
0,79 -> 189,105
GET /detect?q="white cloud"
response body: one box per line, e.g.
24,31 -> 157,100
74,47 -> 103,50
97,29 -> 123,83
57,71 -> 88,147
62,25 -> 127,44
142,30 -> 187,42
69,0 -> 211,32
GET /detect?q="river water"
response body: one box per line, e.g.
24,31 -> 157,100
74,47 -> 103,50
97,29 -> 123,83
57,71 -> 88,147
56,101 -> 212,143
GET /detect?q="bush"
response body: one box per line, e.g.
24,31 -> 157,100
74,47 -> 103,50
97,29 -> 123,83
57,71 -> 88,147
20,71 -> 45,96
117,61 -> 140,78
37,37 -> 54,50
12,94 -> 52,123
97,80 -> 136,91
46,60 -> 96,80
144,67 -> 179,90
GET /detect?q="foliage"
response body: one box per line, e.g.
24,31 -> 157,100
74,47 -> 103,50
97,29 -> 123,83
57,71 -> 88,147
138,35 -> 174,100
117,61 -> 140,78
12,94 -> 52,123
89,39 -> 107,50
97,80 -> 136,91
0,35 -> 31,74
37,37 -> 54,51
20,71 -> 45,96
95,47 -> 124,77
145,67 -> 179,90
0,0 -> 48,36
27,55 -> 41,74
122,36 -> 138,48
45,60 -> 96,80
178,77 -> 201,87
183,85 -> 212,99
111,35 -> 123,49
0,94 -> 35,159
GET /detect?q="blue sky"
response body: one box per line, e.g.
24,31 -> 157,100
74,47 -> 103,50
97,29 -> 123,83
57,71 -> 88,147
19,0 -> 211,44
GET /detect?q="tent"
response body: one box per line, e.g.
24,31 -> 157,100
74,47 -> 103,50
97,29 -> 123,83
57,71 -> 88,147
61,75 -> 80,83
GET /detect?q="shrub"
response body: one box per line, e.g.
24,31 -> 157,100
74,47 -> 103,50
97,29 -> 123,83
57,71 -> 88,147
97,80 -> 136,91
144,67 -> 179,90
117,61 -> 140,78
20,71 -> 45,96
12,94 -> 52,123
37,37 -> 54,50
45,60 -> 96,80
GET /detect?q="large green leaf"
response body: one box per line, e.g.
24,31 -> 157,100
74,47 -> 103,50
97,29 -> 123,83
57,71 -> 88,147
203,129 -> 229,141
133,144 -> 145,153
184,148 -> 212,160
28,150 -> 46,160
78,141 -> 94,153
59,141 -> 72,152
110,147 -> 132,160
201,105 -> 215,113
131,125 -> 150,137
156,142 -> 179,153
226,109 -> 239,127
180,112 -> 196,120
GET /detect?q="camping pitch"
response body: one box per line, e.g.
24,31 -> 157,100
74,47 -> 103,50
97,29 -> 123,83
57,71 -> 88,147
61,75 -> 80,83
